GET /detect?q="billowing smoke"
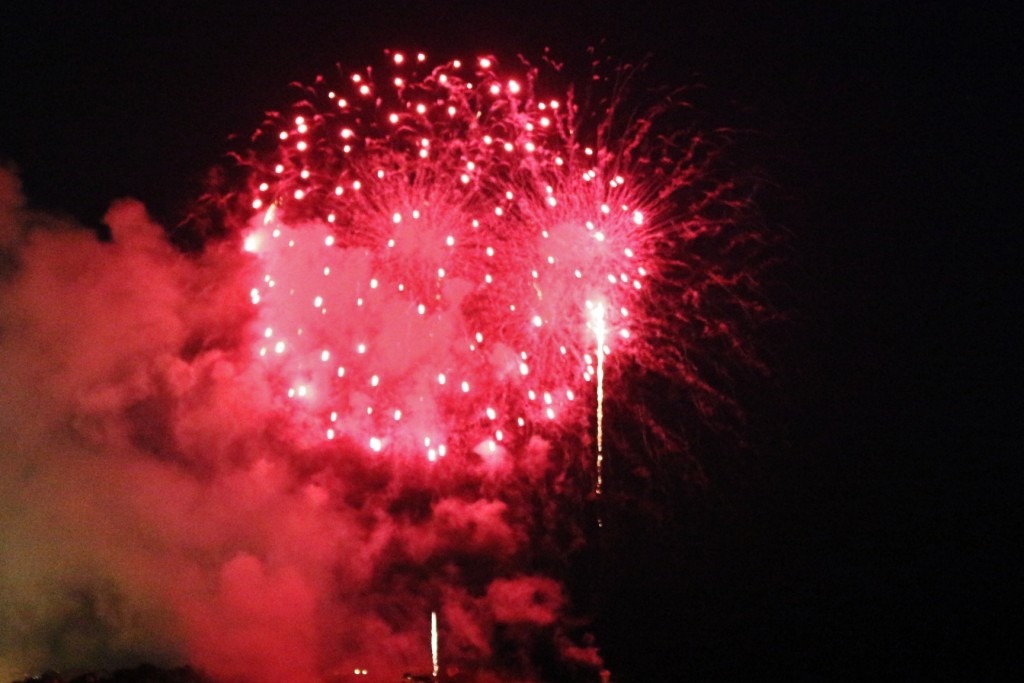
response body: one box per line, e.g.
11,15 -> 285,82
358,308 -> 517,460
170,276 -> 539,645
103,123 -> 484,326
0,166 -> 599,682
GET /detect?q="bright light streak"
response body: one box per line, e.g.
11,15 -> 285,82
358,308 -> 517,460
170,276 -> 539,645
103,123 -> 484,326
431,611 -> 439,680
590,302 -> 607,499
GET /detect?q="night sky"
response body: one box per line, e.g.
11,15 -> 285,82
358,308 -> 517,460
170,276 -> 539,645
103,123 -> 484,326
1,1 -> 1018,680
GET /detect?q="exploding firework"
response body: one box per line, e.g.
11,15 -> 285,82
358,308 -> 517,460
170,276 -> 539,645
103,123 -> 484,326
178,49 -> 769,681
232,51 -> 760,475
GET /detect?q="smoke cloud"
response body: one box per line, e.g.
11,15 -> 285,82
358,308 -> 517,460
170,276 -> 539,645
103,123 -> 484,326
0,167 -> 598,682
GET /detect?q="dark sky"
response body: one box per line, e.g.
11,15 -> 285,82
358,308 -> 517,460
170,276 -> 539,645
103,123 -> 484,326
1,1 -> 1018,680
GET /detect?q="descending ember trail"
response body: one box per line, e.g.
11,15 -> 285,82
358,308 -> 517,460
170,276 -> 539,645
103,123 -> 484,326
235,51 -> 757,473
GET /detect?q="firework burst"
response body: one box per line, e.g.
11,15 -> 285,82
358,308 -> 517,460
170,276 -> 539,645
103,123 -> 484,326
231,49 -> 765,486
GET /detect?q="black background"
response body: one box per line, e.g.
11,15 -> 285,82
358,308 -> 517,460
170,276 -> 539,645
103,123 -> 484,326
2,1 -> 1018,679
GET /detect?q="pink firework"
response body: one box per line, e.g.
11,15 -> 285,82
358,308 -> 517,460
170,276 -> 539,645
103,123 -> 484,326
235,50 -> 761,470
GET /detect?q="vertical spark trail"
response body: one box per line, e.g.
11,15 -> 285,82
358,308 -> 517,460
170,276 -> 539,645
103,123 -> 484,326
0,40 -> 771,682
589,301 -> 607,499
431,610 -> 439,680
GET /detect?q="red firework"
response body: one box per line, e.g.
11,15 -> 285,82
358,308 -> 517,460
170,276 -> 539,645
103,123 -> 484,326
235,50 -> 760,468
